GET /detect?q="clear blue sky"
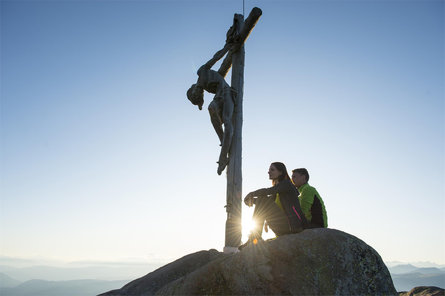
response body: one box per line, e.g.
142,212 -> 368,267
1,0 -> 444,265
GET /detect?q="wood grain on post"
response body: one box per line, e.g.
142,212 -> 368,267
224,7 -> 262,251
225,13 -> 244,250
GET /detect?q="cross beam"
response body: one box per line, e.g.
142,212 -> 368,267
218,7 -> 263,78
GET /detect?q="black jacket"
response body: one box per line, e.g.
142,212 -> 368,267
251,179 -> 308,232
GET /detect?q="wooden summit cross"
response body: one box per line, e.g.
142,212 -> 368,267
186,7 -> 262,253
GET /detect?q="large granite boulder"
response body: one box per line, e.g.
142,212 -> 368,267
100,228 -> 397,295
99,249 -> 226,296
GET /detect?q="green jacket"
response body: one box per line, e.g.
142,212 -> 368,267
297,183 -> 328,228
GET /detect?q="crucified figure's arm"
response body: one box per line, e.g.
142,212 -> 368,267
201,42 -> 232,71
201,21 -> 238,72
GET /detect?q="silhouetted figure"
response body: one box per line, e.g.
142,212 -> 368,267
292,168 -> 328,228
240,162 -> 307,250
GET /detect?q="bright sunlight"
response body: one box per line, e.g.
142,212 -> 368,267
241,207 -> 276,242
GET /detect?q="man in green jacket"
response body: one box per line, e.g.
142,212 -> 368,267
291,168 -> 328,228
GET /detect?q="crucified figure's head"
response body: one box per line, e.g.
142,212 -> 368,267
187,84 -> 204,110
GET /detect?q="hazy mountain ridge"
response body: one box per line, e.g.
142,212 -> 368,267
0,279 -> 129,296
0,261 -> 163,295
0,258 -> 443,295
386,261 -> 445,268
389,264 -> 445,275
0,272 -> 21,288
388,264 -> 445,292
0,262 -> 163,282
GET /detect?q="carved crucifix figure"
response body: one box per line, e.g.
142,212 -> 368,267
187,7 -> 262,252
187,27 -> 238,175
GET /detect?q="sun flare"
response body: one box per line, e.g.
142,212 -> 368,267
241,208 -> 276,242
241,217 -> 256,240
241,208 -> 255,241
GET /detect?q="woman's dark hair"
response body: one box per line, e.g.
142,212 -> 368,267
292,168 -> 310,182
271,162 -> 290,185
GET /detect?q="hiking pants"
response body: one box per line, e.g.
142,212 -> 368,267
252,196 -> 295,237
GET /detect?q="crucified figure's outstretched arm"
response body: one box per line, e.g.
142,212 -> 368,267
203,43 -> 231,70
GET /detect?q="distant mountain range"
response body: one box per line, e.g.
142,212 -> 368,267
0,262 -> 163,282
386,261 -> 445,268
0,260 -> 443,295
0,279 -> 128,296
0,273 -> 21,288
387,264 -> 445,292
388,263 -> 445,275
0,260 -> 164,296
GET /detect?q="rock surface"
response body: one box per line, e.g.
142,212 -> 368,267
99,249 -> 226,296
398,286 -> 445,296
100,228 -> 397,296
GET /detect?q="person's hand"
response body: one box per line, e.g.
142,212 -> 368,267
244,193 -> 254,207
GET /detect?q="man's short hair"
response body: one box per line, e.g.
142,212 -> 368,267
292,168 -> 310,182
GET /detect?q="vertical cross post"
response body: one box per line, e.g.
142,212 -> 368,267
224,14 -> 244,253
223,8 -> 262,253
